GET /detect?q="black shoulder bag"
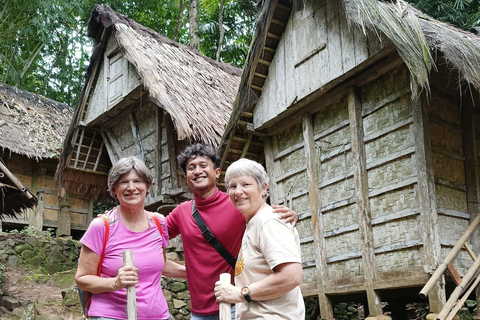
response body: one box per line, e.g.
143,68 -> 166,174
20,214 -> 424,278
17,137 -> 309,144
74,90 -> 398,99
192,201 -> 236,269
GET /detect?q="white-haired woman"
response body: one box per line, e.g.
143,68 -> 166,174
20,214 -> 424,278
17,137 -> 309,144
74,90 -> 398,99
214,158 -> 305,319
75,156 -> 177,320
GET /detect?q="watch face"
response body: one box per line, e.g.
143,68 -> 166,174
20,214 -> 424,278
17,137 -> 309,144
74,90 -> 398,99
241,287 -> 249,294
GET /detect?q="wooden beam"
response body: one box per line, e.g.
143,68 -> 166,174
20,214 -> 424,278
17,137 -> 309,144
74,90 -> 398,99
302,113 -> 333,319
166,115 -> 179,189
412,93 -> 445,312
93,139 -> 105,171
240,134 -> 253,158
129,112 -> 145,161
347,87 -> 383,315
263,136 -> 280,206
101,130 -> 122,163
83,130 -> 97,170
73,129 -> 85,168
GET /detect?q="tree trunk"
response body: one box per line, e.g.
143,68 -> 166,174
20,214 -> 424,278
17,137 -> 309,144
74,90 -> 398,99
174,0 -> 184,42
189,0 -> 200,53
216,0 -> 226,61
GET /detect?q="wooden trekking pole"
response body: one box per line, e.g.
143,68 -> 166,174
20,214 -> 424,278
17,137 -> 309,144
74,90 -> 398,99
219,273 -> 231,320
123,250 -> 137,320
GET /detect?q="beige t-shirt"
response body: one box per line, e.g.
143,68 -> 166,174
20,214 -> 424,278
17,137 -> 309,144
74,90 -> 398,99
234,205 -> 305,319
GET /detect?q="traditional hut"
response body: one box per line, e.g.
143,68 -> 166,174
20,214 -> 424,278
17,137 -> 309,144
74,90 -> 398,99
218,0 -> 480,318
55,4 -> 240,215
0,83 -> 86,236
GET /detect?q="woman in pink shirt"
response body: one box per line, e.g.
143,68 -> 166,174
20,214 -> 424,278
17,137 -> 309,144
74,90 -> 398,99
75,156 -> 172,320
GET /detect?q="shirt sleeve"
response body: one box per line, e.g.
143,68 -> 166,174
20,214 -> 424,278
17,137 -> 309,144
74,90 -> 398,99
260,218 -> 302,269
159,215 -> 169,248
80,217 -> 108,256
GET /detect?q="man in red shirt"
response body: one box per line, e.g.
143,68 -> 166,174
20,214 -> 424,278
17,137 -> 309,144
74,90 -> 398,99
163,143 -> 297,320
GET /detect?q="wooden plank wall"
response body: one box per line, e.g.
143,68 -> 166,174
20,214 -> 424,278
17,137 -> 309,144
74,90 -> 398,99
266,64 -> 463,315
2,154 -> 91,231
255,0 -> 384,129
108,101 -> 167,208
427,76 -> 472,274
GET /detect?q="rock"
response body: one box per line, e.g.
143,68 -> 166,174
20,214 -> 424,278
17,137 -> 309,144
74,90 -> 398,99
426,313 -> 438,320
1,296 -> 20,311
173,299 -> 186,309
38,314 -> 64,320
0,306 -> 11,314
62,287 -> 80,307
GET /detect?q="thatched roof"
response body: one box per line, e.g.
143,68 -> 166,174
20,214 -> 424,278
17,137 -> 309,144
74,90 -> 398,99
0,160 -> 37,219
0,83 -> 74,159
84,4 -> 240,144
218,0 -> 480,175
56,4 -> 241,199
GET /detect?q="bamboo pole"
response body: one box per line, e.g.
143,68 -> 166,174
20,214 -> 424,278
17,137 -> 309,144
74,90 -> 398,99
436,255 -> 480,320
420,213 -> 480,298
0,161 -> 34,199
219,273 -> 231,320
445,274 -> 480,320
123,250 -> 137,320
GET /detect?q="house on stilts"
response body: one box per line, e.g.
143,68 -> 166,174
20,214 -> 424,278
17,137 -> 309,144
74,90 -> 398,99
218,0 -> 480,318
55,4 -> 240,223
0,83 -> 90,237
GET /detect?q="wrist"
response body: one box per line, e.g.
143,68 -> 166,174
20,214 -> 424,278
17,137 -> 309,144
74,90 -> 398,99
240,284 -> 253,303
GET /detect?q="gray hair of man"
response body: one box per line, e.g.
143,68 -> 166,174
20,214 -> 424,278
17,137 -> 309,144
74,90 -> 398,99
107,156 -> 153,197
224,158 -> 270,199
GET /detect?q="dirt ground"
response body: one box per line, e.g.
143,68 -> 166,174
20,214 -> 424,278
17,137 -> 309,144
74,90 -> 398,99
1,266 -> 84,320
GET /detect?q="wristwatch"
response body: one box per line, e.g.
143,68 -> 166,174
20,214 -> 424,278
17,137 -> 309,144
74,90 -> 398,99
241,284 -> 253,303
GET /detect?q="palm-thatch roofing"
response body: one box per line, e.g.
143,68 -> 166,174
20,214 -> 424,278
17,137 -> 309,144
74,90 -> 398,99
0,83 -> 71,217
56,4 -> 241,199
218,0 -> 480,176
0,83 -> 74,159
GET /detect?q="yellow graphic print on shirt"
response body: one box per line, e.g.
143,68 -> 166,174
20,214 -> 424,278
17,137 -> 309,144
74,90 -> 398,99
235,238 -> 247,276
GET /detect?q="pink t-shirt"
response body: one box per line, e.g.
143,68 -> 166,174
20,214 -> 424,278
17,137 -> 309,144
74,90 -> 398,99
81,209 -> 169,320
166,188 -> 245,315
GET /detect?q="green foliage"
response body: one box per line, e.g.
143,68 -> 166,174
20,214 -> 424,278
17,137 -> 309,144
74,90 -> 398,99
199,0 -> 257,67
406,0 -> 480,30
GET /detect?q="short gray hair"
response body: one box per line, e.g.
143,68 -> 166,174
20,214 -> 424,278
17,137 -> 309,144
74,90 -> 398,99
107,156 -> 153,197
225,158 -> 269,197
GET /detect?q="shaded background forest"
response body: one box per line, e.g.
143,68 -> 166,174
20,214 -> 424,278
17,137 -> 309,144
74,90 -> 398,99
1,0 -> 479,108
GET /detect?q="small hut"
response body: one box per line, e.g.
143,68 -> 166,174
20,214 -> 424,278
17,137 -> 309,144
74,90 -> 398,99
218,0 -> 480,318
0,83 -> 86,236
55,4 -> 241,214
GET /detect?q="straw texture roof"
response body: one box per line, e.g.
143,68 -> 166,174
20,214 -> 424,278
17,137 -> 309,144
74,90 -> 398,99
343,0 -> 480,98
87,4 -> 241,145
56,4 -> 241,199
219,0 -> 480,167
0,83 -> 74,159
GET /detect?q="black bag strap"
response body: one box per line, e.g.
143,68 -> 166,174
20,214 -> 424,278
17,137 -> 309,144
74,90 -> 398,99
192,201 -> 236,269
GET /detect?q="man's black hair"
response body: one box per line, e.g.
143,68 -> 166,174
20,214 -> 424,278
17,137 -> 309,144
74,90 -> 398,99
177,143 -> 220,174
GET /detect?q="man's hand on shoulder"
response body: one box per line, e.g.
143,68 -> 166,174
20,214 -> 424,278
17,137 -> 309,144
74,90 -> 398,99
272,205 -> 298,227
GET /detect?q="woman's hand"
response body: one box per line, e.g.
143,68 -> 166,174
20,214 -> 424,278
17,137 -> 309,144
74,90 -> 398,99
214,281 -> 243,304
272,205 -> 298,227
112,266 -> 139,291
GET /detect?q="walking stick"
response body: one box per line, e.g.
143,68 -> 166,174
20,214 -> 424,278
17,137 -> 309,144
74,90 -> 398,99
123,250 -> 137,320
219,273 -> 232,320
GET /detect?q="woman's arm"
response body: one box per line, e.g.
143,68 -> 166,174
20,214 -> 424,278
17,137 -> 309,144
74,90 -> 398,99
163,259 -> 187,279
75,246 -> 138,294
214,262 -> 302,303
249,262 -> 302,301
